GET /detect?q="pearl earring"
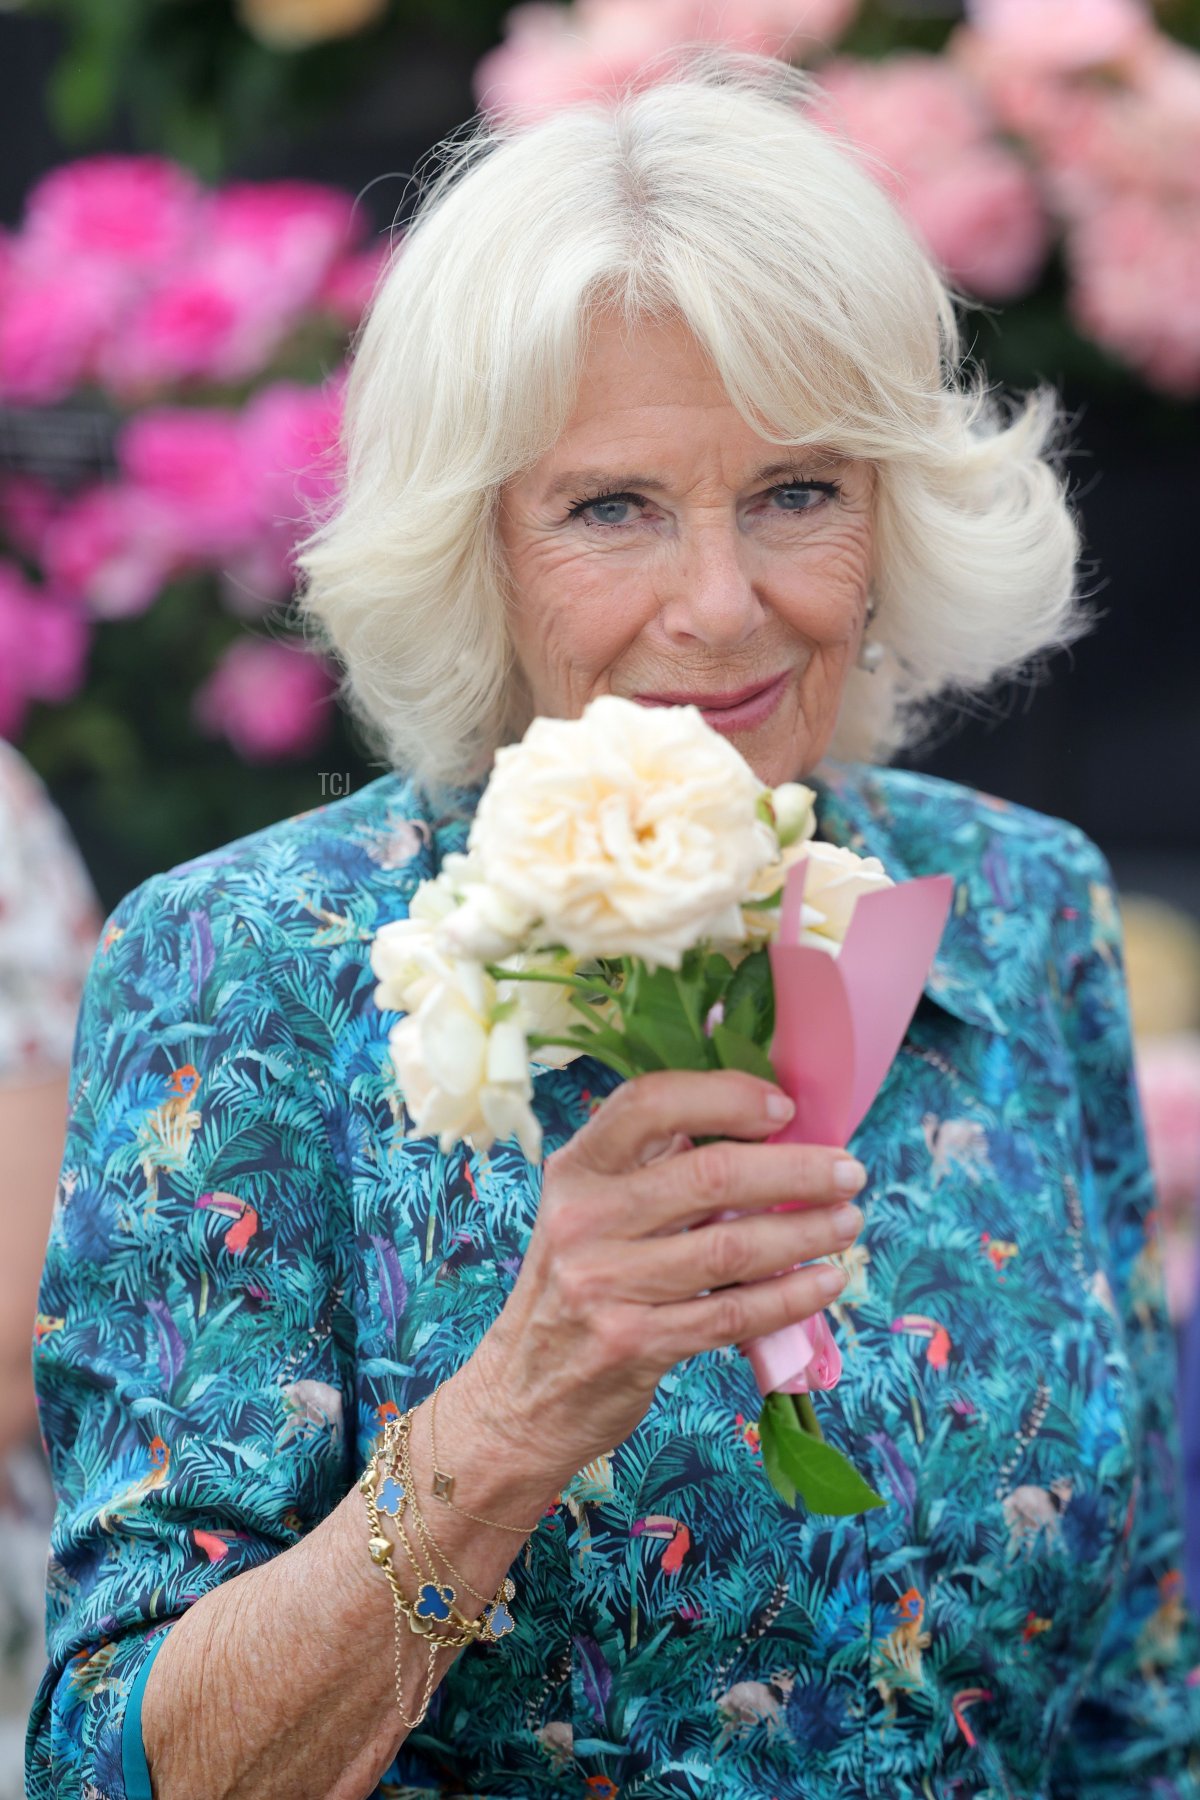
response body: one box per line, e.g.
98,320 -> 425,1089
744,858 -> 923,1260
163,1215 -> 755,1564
858,599 -> 884,674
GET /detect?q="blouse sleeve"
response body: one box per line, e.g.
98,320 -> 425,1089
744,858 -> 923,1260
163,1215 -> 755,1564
1048,830 -> 1200,1798
24,866 -> 356,1800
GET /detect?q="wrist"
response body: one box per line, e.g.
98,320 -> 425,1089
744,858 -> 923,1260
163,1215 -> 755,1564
428,1347 -> 562,1531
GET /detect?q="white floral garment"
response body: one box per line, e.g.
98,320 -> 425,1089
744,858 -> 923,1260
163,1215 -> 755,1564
0,741 -> 99,1800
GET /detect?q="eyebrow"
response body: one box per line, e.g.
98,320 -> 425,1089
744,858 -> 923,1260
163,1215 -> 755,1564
541,457 -> 843,503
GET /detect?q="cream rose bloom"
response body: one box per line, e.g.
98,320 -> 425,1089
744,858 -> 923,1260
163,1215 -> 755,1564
466,695 -> 778,969
797,841 -> 894,953
386,957 -> 543,1162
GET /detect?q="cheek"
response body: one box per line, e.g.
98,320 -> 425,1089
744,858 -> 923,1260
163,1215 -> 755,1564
775,516 -> 874,649
507,536 -> 652,691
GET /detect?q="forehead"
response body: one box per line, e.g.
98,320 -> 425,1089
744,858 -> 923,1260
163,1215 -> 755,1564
526,311 -> 843,492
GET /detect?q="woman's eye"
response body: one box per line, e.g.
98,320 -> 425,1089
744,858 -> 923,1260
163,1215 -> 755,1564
769,482 -> 839,512
567,493 -> 643,528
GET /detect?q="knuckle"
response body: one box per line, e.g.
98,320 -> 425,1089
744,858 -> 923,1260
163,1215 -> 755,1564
592,1309 -> 635,1370
539,1194 -> 588,1257
694,1141 -> 736,1206
554,1258 -> 597,1317
707,1289 -> 749,1344
704,1220 -> 752,1286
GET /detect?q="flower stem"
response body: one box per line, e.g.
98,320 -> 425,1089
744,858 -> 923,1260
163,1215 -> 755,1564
795,1392 -> 824,1441
486,965 -> 614,996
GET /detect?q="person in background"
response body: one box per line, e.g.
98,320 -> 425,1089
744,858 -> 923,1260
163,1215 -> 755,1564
0,741 -> 101,1797
1122,893 -> 1200,1620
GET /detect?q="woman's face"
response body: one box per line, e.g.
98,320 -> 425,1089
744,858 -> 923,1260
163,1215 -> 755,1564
498,312 -> 876,787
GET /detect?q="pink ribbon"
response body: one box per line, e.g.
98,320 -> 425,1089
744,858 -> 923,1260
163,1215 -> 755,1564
712,856 -> 953,1396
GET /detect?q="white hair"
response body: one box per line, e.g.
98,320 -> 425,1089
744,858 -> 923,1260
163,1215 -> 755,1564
294,49 -> 1085,795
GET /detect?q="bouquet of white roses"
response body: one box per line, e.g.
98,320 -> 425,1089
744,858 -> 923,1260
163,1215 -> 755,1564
371,695 -> 950,1516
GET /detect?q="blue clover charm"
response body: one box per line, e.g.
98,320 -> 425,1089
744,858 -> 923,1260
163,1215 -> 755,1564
376,1475 -> 406,1517
415,1582 -> 455,1622
483,1601 -> 515,1638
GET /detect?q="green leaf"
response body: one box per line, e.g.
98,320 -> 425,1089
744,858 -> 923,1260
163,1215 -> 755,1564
711,1024 -> 776,1083
669,964 -> 705,1038
759,1394 -> 886,1517
724,948 -> 775,1039
620,1013 -> 708,1072
759,1418 -> 797,1509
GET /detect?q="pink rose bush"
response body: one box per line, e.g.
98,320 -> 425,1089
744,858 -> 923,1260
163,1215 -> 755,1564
474,0 -> 1200,392
0,155 -> 368,759
474,0 -> 860,121
955,0 -> 1200,393
34,375 -> 346,627
818,54 -> 1048,301
0,156 -> 383,405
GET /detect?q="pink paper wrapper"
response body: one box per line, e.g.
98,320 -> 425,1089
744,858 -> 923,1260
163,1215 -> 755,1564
716,856 -> 953,1396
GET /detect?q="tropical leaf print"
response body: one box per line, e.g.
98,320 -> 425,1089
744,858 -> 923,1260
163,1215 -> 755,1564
25,764 -> 1200,1800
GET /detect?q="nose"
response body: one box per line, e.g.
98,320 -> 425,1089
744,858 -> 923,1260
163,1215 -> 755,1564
656,515 -> 766,651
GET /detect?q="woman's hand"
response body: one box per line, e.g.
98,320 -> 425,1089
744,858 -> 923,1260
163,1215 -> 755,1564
463,1070 -> 865,1491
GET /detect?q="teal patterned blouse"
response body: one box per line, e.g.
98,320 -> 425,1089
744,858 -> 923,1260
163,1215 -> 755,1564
25,760 -> 1200,1800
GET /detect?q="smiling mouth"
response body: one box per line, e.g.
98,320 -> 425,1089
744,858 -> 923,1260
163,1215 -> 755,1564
632,671 -> 791,733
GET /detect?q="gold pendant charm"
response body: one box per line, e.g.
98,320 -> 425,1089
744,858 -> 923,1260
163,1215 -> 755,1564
431,1468 -> 455,1502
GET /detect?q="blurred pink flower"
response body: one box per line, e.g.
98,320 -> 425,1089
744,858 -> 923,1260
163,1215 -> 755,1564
821,52 -> 985,161
92,181 -> 361,395
1067,193 -> 1200,393
222,377 -> 347,607
1138,1035 -> 1200,1211
0,560 -> 90,739
0,260 -> 126,404
475,0 -> 858,121
41,485 -> 182,620
206,182 -> 362,304
192,637 -> 335,761
117,409 -> 261,559
905,144 -> 1049,300
956,20 -> 1200,214
94,266 -> 273,396
20,156 -> 202,282
964,0 -> 1150,76
819,55 -> 1049,298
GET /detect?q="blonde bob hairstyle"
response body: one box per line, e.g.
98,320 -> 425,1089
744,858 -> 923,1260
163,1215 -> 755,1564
294,49 -> 1085,795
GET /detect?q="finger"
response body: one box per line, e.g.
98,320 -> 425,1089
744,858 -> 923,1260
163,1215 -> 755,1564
649,1260 -> 849,1365
626,1138 -> 867,1238
564,1069 -> 794,1177
600,1200 -> 863,1304
636,1131 -> 693,1170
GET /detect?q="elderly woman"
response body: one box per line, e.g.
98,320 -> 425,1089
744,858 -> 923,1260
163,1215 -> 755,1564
27,54 -> 1200,1800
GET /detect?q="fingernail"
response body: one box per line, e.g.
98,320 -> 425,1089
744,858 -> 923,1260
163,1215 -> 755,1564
831,1203 -> 863,1241
815,1266 -> 847,1299
765,1091 -> 795,1121
834,1159 -> 867,1194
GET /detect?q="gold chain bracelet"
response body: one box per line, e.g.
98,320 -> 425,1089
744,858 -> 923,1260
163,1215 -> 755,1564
358,1415 -> 490,1732
389,1404 -> 517,1639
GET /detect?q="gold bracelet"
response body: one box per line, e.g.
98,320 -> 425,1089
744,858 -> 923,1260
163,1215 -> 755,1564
428,1377 -> 536,1535
392,1406 -> 517,1643
358,1435 -> 482,1731
360,1437 -> 481,1653
370,1417 -> 483,1644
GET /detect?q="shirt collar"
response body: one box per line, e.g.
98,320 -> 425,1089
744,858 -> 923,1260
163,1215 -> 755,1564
807,760 -> 1008,1035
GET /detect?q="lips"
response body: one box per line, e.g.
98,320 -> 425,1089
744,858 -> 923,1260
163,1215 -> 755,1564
633,670 -> 790,734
